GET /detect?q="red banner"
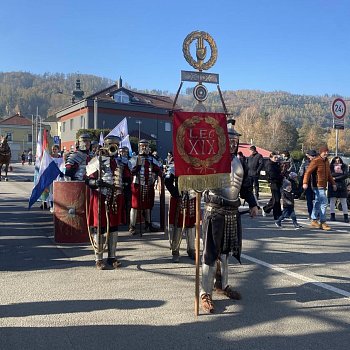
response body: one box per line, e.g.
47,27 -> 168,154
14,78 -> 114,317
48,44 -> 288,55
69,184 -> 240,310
173,111 -> 231,191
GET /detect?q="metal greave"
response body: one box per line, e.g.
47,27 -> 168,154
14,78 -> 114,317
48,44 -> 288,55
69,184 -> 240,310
219,254 -> 229,290
169,225 -> 181,254
186,227 -> 195,251
94,233 -> 104,261
130,208 -> 137,227
201,263 -> 216,296
144,209 -> 151,223
107,231 -> 118,259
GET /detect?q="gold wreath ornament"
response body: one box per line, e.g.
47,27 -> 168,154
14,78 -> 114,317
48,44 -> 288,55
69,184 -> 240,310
182,31 -> 218,71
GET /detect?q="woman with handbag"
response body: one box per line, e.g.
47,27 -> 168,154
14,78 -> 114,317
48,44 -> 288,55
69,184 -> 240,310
328,156 -> 349,223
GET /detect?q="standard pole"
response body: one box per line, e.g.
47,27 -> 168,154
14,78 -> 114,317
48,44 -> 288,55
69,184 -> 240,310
195,191 -> 201,317
335,129 -> 339,156
31,114 -> 34,154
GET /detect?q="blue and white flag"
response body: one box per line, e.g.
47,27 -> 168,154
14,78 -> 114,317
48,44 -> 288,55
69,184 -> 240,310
106,117 -> 129,139
120,134 -> 132,156
34,129 -> 42,179
99,131 -> 104,146
28,150 -> 63,209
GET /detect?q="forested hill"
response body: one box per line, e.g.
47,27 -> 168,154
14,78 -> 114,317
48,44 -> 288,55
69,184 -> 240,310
0,71 -> 344,129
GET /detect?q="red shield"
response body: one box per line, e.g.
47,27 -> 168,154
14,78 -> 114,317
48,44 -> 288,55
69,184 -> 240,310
53,181 -> 89,243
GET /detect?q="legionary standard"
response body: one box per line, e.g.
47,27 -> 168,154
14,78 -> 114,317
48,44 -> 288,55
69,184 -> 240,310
172,31 -> 233,316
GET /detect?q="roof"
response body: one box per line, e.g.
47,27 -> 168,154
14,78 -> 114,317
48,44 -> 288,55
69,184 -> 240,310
86,85 -> 175,110
0,113 -> 32,126
239,143 -> 271,158
45,114 -> 58,122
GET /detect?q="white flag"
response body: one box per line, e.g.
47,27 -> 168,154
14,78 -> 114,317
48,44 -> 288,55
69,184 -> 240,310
120,134 -> 132,156
106,117 -> 129,139
99,131 -> 104,146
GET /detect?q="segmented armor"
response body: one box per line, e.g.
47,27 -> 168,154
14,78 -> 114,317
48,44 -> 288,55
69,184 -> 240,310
65,150 -> 89,180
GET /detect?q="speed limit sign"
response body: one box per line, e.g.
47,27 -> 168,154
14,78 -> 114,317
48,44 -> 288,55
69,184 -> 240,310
332,98 -> 346,119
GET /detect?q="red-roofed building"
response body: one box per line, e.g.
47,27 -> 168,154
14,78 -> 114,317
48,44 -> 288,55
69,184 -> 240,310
55,78 -> 175,157
0,113 -> 35,161
239,143 -> 271,158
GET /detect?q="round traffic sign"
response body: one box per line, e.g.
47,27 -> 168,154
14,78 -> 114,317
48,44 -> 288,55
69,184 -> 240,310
332,98 -> 346,119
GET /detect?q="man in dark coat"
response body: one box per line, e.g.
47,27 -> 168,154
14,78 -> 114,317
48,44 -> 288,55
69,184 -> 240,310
247,145 -> 264,199
262,152 -> 283,220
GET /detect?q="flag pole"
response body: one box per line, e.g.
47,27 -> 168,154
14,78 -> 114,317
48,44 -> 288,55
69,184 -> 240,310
195,191 -> 201,317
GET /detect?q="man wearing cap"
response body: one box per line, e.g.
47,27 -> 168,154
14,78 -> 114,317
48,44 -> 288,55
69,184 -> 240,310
298,150 -> 317,219
200,122 -> 259,314
303,146 -> 336,230
129,139 -> 162,234
85,135 -> 124,269
247,145 -> 264,200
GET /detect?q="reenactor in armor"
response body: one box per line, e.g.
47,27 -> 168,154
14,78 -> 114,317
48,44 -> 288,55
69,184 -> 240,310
118,146 -> 132,225
90,140 -> 100,157
129,139 -> 162,235
65,133 -> 91,180
164,160 -> 196,262
85,135 -> 124,270
200,121 -> 258,313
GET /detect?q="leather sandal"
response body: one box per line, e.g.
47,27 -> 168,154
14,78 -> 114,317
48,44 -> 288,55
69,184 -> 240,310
107,258 -> 122,269
220,285 -> 241,300
201,293 -> 214,313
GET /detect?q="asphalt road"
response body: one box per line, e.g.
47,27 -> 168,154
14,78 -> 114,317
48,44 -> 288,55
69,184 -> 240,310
1,163 -> 350,350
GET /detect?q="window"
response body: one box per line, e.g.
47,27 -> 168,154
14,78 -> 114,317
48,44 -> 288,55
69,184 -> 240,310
6,132 -> 12,141
28,134 -> 32,143
114,91 -> 130,103
165,122 -> 171,132
80,115 -> 84,128
70,119 -> 73,130
62,122 -> 66,132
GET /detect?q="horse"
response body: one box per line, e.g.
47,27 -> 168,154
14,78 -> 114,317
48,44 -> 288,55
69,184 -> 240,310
0,135 -> 11,181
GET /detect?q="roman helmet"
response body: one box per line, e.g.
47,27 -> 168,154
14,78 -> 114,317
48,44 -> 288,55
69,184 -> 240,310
78,133 -> 91,151
138,139 -> 150,155
227,119 -> 241,155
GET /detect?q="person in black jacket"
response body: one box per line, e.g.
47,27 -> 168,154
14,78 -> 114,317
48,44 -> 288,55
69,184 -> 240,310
247,145 -> 264,199
298,149 -> 317,219
328,156 -> 349,223
275,179 -> 302,229
262,152 -> 283,220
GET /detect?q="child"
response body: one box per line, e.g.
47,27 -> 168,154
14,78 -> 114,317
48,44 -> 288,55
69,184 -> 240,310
275,179 -> 302,230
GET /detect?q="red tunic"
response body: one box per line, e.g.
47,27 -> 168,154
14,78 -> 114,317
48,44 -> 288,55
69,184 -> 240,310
87,159 -> 124,228
168,196 -> 196,227
130,158 -> 160,210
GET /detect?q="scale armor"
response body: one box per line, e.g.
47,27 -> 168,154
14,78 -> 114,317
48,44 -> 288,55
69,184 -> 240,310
130,155 -> 159,186
65,151 -> 89,180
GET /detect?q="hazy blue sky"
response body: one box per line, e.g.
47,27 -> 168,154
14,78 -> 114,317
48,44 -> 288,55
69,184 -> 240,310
1,0 -> 350,96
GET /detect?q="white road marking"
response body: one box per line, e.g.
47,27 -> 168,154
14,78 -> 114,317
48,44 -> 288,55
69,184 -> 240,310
241,253 -> 350,298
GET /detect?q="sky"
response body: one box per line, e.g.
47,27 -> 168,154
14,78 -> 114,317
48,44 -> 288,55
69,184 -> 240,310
1,0 -> 350,97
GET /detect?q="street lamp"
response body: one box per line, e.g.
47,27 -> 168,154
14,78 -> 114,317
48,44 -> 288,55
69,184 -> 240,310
136,120 -> 142,141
